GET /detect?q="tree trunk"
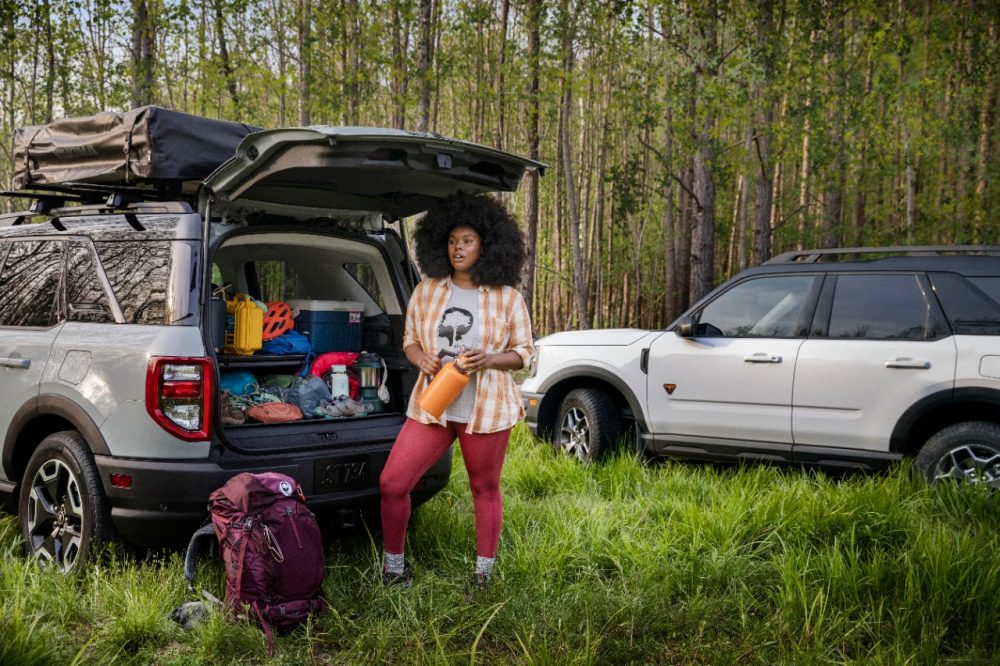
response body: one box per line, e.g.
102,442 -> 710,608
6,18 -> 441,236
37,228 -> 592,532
751,0 -> 776,265
689,0 -> 718,303
297,0 -> 311,124
558,0 -> 589,328
390,0 -> 408,129
131,0 -> 156,107
522,0 -> 541,316
415,0 -> 432,132
495,0 -> 509,150
213,0 -> 240,111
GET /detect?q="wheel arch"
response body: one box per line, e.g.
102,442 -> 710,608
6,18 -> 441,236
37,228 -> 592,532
3,394 -> 110,493
891,387 -> 1000,456
534,366 -> 646,440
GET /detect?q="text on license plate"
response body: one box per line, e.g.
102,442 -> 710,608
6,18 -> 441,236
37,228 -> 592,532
315,458 -> 369,493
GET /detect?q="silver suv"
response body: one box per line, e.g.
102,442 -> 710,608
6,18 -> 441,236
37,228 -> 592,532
1,114 -> 542,571
522,247 -> 1000,488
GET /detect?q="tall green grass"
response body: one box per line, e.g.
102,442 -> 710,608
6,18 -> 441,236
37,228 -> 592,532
2,424 -> 999,664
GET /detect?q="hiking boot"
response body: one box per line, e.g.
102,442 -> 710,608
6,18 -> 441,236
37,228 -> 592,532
469,572 -> 492,588
382,564 -> 413,588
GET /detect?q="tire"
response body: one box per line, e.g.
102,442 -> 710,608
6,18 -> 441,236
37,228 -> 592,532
554,388 -> 622,463
18,431 -> 113,572
914,421 -> 1000,489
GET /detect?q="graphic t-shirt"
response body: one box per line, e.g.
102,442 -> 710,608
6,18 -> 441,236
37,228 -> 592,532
436,282 -> 480,422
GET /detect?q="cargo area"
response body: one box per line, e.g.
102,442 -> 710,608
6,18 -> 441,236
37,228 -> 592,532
209,230 -> 417,450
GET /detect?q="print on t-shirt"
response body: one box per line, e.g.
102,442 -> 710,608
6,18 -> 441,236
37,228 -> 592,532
437,306 -> 474,360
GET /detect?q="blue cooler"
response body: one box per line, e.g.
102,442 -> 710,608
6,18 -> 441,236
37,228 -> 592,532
288,300 -> 364,353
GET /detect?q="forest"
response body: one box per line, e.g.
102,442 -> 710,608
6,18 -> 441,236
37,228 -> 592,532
1,0 -> 998,336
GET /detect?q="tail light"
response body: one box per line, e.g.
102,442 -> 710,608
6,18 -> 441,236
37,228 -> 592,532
145,357 -> 214,441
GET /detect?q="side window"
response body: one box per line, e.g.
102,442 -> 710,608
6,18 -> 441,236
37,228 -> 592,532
343,262 -> 386,312
827,274 -> 941,340
929,273 -> 1000,335
252,260 -> 304,302
94,241 -> 170,325
696,275 -> 817,337
66,241 -> 115,323
0,240 -> 63,327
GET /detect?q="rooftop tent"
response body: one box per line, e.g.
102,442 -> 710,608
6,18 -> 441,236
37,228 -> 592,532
13,106 -> 261,191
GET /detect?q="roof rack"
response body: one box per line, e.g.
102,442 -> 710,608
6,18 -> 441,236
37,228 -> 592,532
1,183 -> 193,228
766,246 -> 1000,264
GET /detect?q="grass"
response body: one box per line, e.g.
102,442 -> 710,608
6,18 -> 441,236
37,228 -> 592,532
2,424 -> 1000,664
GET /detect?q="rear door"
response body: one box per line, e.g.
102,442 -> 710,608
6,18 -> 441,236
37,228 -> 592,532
0,239 -> 65,484
792,273 -> 956,454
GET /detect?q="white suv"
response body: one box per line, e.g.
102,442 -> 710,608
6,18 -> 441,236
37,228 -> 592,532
2,109 -> 543,571
521,247 -> 1000,488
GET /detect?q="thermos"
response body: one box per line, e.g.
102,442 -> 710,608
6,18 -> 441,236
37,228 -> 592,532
418,362 -> 469,418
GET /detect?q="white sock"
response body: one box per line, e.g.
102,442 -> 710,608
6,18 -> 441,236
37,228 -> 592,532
384,551 -> 405,575
475,555 -> 495,578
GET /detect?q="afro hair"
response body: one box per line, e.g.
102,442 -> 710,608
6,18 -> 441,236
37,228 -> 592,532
412,193 -> 527,287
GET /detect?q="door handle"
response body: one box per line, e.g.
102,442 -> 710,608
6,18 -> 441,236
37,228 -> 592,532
885,357 -> 931,369
744,353 -> 783,363
0,357 -> 30,369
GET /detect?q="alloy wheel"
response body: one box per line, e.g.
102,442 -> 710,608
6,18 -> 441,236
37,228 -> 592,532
559,407 -> 590,461
933,444 -> 1000,489
25,458 -> 86,572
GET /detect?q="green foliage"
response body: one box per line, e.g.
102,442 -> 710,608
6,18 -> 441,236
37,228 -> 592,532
1,425 -> 999,663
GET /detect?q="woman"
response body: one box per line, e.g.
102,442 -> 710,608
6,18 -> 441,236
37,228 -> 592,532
379,193 -> 534,587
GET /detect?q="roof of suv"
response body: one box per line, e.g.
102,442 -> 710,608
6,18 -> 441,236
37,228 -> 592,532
744,247 -> 1000,278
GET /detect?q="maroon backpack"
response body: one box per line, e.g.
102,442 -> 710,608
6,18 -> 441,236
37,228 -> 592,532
186,472 -> 326,648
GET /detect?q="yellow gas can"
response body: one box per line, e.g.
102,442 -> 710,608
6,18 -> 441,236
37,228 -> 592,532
225,295 -> 263,355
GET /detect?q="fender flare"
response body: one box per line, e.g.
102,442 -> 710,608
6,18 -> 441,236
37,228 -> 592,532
3,394 -> 110,481
890,386 -> 1000,452
537,365 -> 648,432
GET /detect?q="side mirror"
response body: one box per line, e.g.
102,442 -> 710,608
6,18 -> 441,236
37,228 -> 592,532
675,316 -> 695,338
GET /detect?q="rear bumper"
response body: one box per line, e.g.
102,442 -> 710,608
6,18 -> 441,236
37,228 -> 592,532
94,443 -> 452,545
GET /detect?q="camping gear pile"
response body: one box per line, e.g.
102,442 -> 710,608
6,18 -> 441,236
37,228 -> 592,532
220,370 -> 372,425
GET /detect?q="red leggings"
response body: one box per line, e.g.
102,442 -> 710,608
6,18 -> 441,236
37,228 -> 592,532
380,418 -> 512,557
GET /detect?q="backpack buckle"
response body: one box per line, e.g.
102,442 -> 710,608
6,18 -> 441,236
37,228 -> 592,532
241,517 -> 254,530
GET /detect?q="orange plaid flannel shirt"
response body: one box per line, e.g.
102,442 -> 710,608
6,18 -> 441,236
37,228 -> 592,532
403,277 -> 535,434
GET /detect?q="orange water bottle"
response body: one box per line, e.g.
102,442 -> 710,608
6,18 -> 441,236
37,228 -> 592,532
418,362 -> 470,418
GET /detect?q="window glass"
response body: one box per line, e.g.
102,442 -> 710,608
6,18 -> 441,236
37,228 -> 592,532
0,240 -> 63,327
343,262 -> 385,311
94,241 -> 170,325
929,273 -> 1000,335
828,274 -> 936,340
66,241 -> 115,323
967,277 -> 1000,306
697,275 -> 817,337
252,260 -> 305,302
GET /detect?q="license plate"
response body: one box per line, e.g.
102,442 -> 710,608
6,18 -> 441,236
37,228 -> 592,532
314,457 -> 370,493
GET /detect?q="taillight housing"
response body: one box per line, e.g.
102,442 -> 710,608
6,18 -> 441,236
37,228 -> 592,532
145,357 -> 214,441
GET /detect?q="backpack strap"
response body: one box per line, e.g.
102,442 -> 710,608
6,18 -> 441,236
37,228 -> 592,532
252,600 -> 275,655
183,523 -> 218,594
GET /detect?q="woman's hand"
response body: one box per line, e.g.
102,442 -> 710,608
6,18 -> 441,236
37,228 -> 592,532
459,349 -> 523,372
418,352 -> 443,376
458,348 -> 487,373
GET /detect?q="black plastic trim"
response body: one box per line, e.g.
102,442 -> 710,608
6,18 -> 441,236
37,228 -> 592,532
95,443 -> 452,545
536,366 -> 648,431
890,386 -> 1000,452
1,397 -> 38,479
642,433 -> 793,462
